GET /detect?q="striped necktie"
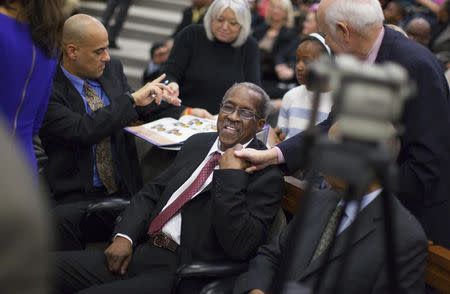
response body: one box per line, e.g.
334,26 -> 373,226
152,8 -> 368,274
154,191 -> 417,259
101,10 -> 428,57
148,152 -> 221,235
311,204 -> 344,260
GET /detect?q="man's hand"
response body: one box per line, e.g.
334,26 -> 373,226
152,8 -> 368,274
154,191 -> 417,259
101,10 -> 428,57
132,74 -> 181,107
191,108 -> 214,119
162,81 -> 181,105
234,148 -> 279,173
104,236 -> 133,275
219,144 -> 249,170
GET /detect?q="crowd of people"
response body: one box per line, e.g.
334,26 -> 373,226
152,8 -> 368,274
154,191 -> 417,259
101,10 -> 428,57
0,0 -> 449,293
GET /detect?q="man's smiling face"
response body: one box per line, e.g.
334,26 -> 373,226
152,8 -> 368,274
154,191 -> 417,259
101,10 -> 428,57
217,86 -> 265,150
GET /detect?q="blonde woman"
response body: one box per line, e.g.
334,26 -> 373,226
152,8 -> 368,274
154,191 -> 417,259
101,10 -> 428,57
253,0 -> 297,98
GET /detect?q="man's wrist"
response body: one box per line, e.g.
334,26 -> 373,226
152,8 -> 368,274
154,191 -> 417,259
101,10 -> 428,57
273,146 -> 284,164
114,233 -> 133,245
126,92 -> 136,107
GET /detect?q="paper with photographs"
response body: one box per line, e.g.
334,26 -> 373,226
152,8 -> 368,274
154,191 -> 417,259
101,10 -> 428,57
125,115 -> 217,147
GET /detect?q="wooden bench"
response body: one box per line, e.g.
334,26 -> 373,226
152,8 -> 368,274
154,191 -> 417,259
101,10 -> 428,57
426,243 -> 450,293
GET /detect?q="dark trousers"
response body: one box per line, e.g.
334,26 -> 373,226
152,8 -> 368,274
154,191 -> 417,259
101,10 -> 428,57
53,192 -> 120,251
101,0 -> 133,42
53,243 -> 178,294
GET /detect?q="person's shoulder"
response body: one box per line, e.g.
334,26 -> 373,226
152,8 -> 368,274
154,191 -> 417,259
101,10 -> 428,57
384,28 -> 439,67
106,57 -> 124,69
102,58 -> 126,78
283,85 -> 307,101
286,85 -> 306,96
244,34 -> 259,48
175,24 -> 207,45
391,196 -> 427,244
250,137 -> 269,151
179,24 -> 205,36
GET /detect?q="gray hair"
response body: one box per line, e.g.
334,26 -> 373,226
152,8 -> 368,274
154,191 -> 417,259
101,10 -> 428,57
204,0 -> 252,47
265,0 -> 295,28
222,82 -> 271,119
324,0 -> 384,38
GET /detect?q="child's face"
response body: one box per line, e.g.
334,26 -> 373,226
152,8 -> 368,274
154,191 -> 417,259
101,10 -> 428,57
295,41 -> 323,86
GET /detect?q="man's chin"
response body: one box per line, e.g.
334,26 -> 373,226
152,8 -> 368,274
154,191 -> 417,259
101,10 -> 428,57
219,136 -> 239,150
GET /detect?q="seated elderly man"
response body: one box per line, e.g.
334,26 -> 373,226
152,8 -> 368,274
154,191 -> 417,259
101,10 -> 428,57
53,82 -> 285,294
233,122 -> 428,294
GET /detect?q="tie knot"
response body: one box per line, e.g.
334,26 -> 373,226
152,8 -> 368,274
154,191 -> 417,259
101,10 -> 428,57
83,81 -> 94,93
208,152 -> 221,166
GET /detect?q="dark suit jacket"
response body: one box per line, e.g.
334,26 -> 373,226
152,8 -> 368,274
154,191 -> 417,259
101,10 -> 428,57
277,27 -> 450,246
114,132 -> 285,264
40,59 -> 143,201
234,189 -> 428,294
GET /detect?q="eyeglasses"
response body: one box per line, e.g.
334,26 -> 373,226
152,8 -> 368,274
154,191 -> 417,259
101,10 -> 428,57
220,103 -> 261,120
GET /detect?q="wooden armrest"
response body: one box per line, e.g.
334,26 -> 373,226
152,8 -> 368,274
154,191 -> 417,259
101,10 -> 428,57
426,244 -> 450,293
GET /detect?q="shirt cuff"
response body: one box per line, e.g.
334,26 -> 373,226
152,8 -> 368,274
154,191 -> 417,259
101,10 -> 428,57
274,146 -> 285,164
114,233 -> 133,245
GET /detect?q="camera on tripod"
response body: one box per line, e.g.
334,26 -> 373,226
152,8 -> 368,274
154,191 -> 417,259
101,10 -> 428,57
308,54 -> 413,145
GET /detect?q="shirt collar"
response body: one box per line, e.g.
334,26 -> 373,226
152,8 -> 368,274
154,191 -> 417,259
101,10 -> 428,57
208,137 -> 253,156
61,64 -> 84,92
365,27 -> 384,64
60,64 -> 102,90
338,188 -> 382,223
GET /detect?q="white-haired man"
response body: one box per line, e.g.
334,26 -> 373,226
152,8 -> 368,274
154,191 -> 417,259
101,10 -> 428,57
235,0 -> 450,248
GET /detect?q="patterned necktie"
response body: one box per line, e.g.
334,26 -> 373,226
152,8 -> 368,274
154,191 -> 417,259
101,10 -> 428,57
148,152 -> 221,235
311,204 -> 345,260
83,82 -> 118,194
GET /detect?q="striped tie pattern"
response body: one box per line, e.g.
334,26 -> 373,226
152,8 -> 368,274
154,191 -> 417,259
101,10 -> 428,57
148,152 -> 221,234
312,204 -> 344,260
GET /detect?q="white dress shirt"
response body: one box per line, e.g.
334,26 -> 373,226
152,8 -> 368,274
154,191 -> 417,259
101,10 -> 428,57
337,188 -> 382,235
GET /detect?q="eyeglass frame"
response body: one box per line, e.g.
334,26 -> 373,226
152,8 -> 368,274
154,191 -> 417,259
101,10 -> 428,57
219,102 -> 262,120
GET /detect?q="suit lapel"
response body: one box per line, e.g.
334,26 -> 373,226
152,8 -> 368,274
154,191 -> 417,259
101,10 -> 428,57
288,190 -> 340,280
153,133 -> 219,214
298,195 -> 382,280
54,66 -> 87,114
99,69 -> 122,105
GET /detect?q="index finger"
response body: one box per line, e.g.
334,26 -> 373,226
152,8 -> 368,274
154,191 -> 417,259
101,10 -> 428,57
151,73 -> 166,84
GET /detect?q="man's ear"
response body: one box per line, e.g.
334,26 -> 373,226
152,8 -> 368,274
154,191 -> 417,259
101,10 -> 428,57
256,119 -> 266,132
66,44 -> 78,61
336,21 -> 350,42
